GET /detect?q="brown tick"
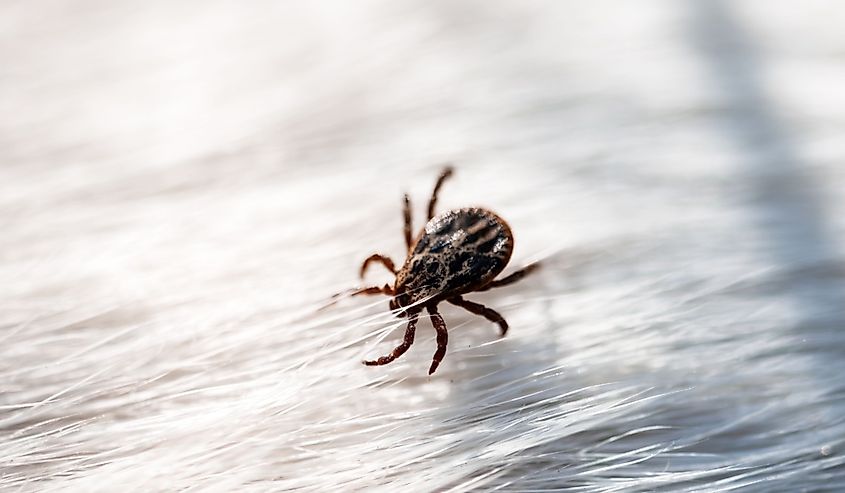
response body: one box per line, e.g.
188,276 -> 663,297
350,166 -> 539,375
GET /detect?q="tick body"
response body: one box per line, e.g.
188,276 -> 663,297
351,167 -> 539,374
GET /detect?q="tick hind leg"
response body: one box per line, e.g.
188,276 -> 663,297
363,312 -> 419,367
448,295 -> 509,337
427,305 -> 449,375
427,166 -> 454,220
478,263 -> 540,291
403,193 -> 413,248
359,254 -> 397,278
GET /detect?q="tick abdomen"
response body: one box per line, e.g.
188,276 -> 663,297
397,207 -> 514,303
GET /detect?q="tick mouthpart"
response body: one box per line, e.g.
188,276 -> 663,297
388,295 -> 407,317
391,284 -> 410,302
389,288 -> 430,319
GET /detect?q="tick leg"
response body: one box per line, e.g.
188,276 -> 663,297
427,305 -> 449,375
427,166 -> 454,220
324,284 -> 393,309
363,312 -> 418,366
349,284 -> 394,297
448,295 -> 509,337
403,193 -> 413,249
478,263 -> 540,291
359,254 -> 397,279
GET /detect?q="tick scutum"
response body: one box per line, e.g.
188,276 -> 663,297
395,207 -> 514,306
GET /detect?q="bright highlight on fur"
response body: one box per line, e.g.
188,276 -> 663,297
2,1 -> 844,492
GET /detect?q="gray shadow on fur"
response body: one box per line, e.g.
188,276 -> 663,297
422,2 -> 845,490
680,0 -> 845,487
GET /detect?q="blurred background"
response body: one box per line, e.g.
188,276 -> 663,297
2,1 -> 845,491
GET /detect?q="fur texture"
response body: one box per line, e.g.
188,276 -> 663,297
2,1 -> 845,491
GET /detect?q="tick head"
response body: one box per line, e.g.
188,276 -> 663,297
389,287 -> 412,317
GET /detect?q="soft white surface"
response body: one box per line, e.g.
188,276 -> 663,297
2,1 -> 845,491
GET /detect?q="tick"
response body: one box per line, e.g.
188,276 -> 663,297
350,166 -> 539,374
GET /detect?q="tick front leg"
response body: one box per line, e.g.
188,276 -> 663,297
448,295 -> 509,336
359,254 -> 397,278
478,263 -> 540,291
363,312 -> 418,367
349,284 -> 394,297
324,283 -> 393,309
426,166 -> 454,220
427,305 -> 449,375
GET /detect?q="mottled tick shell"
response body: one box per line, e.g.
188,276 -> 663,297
394,207 -> 514,305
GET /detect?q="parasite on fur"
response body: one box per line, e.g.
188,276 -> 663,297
350,166 -> 539,374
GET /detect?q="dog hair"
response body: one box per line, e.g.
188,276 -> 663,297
2,1 -> 844,491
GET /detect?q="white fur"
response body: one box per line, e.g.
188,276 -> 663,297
3,1 -> 845,491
